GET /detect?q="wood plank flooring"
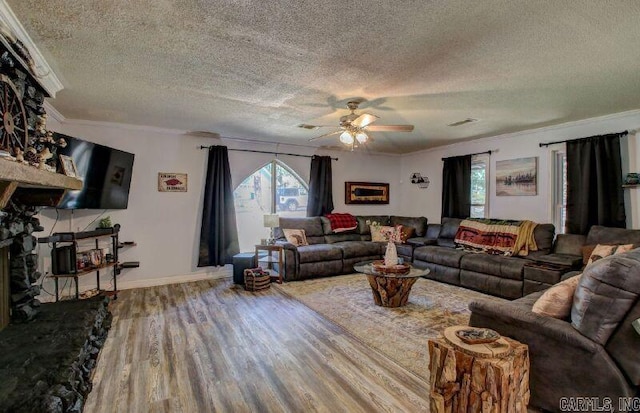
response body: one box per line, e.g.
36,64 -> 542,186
85,278 -> 430,412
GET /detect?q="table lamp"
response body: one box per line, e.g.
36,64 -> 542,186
263,214 -> 280,245
633,318 -> 640,336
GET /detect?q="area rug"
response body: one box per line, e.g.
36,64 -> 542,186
274,274 -> 505,381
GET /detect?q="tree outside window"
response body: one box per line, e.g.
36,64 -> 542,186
470,155 -> 489,218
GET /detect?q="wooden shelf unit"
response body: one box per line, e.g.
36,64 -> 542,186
39,227 -> 120,301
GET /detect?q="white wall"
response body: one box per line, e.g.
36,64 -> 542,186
398,110 -> 640,227
37,117 -> 401,292
37,109 -> 640,294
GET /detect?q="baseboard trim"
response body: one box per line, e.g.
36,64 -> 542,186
116,268 -> 232,290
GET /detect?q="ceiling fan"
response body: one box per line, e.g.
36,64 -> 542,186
299,101 -> 414,149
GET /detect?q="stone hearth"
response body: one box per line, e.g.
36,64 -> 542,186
0,296 -> 111,412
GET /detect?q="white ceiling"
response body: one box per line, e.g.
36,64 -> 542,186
6,0 -> 640,154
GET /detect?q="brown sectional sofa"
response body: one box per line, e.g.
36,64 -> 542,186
412,217 -> 556,299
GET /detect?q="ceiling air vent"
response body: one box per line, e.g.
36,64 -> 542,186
447,118 -> 477,127
298,124 -> 319,130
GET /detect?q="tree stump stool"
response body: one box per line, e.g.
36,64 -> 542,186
428,325 -> 530,413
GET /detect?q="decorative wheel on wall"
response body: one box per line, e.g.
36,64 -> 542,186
0,74 -> 28,156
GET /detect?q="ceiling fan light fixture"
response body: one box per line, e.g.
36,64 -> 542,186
355,131 -> 369,144
339,131 -> 354,145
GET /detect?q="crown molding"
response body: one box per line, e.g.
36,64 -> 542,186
404,109 -> 640,157
0,1 -> 64,97
43,100 -> 65,123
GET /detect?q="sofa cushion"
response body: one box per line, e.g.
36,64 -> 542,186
324,233 -> 362,244
276,217 -> 325,245
586,225 -> 640,246
533,223 -> 555,253
426,224 -> 442,239
296,244 -> 343,263
407,237 -> 437,247
554,233 -> 587,255
439,217 -> 462,240
414,245 -> 469,267
533,253 -> 583,269
390,216 -> 427,237
356,215 -> 390,235
460,254 -> 527,280
333,241 -> 381,259
571,248 -> 640,345
395,243 -> 413,259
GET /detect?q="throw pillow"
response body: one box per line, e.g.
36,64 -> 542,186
393,225 -> 416,244
283,229 -> 308,246
586,244 -> 617,266
581,244 -> 597,266
371,225 -> 394,242
532,274 -> 582,319
615,244 -> 634,254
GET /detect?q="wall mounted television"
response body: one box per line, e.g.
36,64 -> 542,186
55,133 -> 135,209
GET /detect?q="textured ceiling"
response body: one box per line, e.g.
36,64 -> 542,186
6,0 -> 640,153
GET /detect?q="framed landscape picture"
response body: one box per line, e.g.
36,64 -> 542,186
495,157 -> 537,196
345,182 -> 389,204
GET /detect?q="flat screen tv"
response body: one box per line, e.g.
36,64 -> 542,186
55,133 -> 135,209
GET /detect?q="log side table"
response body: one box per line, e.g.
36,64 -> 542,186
428,325 -> 530,413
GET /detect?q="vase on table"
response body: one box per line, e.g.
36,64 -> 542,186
384,241 -> 398,267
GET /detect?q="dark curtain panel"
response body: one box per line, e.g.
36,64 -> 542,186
198,146 -> 239,266
441,155 -> 472,219
306,155 -> 334,216
566,132 -> 627,235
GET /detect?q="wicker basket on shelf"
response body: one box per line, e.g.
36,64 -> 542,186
244,267 -> 271,291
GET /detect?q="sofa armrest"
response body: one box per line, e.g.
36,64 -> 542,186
469,299 -> 597,354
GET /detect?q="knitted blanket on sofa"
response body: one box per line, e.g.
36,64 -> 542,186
454,218 -> 538,256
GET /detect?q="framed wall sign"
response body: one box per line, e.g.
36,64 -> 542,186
345,181 -> 389,204
158,172 -> 187,192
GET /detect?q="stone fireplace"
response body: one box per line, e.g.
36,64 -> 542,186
0,20 -> 112,413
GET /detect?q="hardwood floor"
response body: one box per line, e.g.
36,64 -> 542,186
85,278 -> 430,412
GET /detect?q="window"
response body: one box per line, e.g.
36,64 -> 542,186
470,154 -> 489,218
552,150 -> 567,233
234,160 -> 308,252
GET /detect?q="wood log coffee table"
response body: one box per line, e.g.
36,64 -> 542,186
354,261 -> 429,308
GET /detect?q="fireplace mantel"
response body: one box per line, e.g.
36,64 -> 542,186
0,160 -> 82,208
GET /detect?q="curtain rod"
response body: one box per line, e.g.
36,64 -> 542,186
199,146 -> 338,161
539,130 -> 628,147
442,150 -> 492,161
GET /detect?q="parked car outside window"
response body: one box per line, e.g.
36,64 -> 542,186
276,187 -> 308,211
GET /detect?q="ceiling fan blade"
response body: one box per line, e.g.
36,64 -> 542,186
308,130 -> 341,142
366,124 -> 414,132
351,113 -> 379,128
